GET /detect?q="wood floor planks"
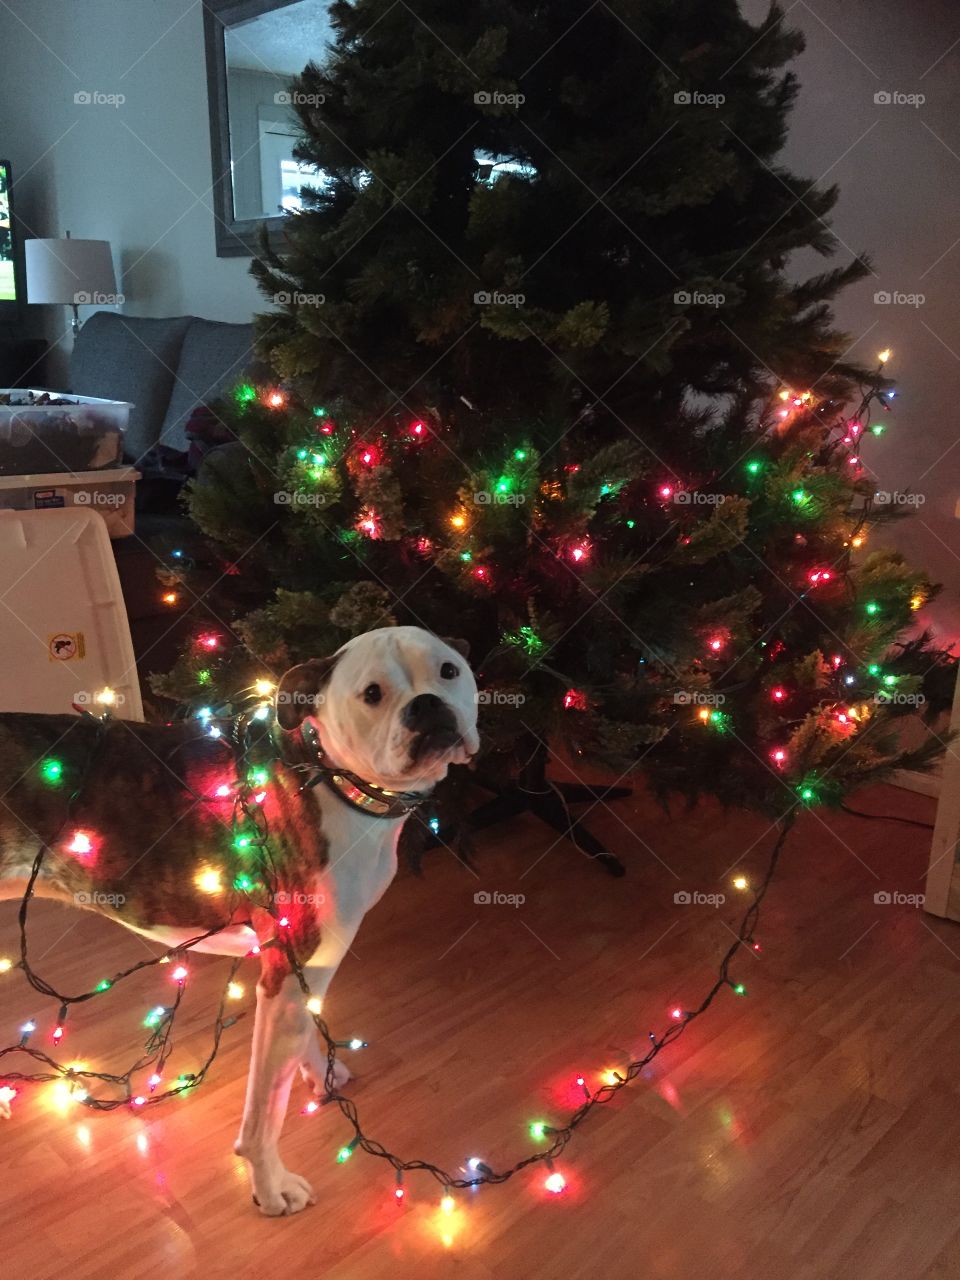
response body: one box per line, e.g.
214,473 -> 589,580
1,780 -> 957,1279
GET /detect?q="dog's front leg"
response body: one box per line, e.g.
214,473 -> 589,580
235,973 -> 315,1216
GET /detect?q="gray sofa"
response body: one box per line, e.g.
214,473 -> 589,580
70,311 -> 258,463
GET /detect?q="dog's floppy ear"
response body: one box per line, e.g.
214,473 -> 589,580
442,637 -> 470,660
275,656 -> 338,731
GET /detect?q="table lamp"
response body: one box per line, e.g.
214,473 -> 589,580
25,232 -> 117,335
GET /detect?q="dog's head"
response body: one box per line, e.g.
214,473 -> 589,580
275,626 -> 480,792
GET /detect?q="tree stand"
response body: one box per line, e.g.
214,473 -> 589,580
467,741 -> 629,877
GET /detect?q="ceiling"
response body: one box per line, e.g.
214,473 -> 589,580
225,1 -> 335,77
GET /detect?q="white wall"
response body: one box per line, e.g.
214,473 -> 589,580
0,0 -> 263,353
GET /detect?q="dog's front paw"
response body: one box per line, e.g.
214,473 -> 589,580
248,1160 -> 316,1216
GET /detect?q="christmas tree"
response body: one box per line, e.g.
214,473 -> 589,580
156,0 -> 952,859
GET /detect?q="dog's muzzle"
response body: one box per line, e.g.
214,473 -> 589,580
403,694 -> 462,763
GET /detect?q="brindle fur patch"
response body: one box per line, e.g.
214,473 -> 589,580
0,713 -> 327,985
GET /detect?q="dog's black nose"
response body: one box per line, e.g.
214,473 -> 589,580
403,692 -> 448,730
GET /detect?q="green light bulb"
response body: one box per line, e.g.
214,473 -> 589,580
746,459 -> 761,475
791,488 -> 808,505
865,601 -> 879,616
733,982 -> 746,996
514,449 -> 527,461
867,664 -> 880,676
95,979 -> 111,992
197,669 -> 212,686
871,424 -> 885,436
234,874 -> 254,893
296,448 -> 308,460
626,519 -> 635,529
236,384 -> 257,404
40,758 -> 63,784
336,1145 -> 354,1163
460,551 -> 472,562
530,1121 -> 546,1140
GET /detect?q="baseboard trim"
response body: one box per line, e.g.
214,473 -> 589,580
890,767 -> 942,799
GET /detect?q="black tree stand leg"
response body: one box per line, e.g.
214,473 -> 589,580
467,740 -> 628,877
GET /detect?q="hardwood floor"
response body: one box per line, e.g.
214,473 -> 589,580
0,778 -> 956,1279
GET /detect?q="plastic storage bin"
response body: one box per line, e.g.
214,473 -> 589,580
0,507 -> 143,719
0,467 -> 140,538
0,388 -> 130,474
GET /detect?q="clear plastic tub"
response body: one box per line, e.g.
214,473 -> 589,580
0,467 -> 140,538
0,388 -> 130,474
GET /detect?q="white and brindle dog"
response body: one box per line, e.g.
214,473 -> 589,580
0,625 -> 478,1214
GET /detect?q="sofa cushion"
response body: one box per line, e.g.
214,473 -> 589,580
158,318 -> 257,452
70,312 -> 192,464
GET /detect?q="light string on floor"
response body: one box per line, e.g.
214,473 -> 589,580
0,692 -> 795,1207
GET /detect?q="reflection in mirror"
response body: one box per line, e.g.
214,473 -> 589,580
223,0 -> 333,222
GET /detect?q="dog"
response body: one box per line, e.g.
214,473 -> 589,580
0,625 -> 479,1215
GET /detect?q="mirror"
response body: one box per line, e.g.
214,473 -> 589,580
204,0 -> 333,257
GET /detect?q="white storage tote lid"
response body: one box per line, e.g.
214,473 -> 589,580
0,507 -> 144,719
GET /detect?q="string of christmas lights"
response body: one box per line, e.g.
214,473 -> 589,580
0,687 -> 797,1206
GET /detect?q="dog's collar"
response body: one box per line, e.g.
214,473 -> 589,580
294,722 -> 428,820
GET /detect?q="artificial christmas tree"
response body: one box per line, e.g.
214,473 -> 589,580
156,0 -> 952,867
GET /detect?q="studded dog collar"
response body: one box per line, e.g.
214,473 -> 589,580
287,722 -> 429,819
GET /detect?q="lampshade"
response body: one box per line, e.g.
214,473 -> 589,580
25,237 -> 116,305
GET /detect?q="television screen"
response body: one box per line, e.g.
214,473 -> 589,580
0,161 -> 16,304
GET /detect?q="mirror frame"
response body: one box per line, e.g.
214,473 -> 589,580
202,0 -> 310,258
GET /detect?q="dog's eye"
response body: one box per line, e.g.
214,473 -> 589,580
363,683 -> 383,705
440,662 -> 459,679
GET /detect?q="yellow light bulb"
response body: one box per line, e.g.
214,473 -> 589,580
450,513 -> 466,530
96,687 -> 116,706
733,875 -> 748,891
227,982 -> 244,1000
441,1194 -> 455,1214
306,997 -> 323,1015
0,957 -> 12,974
851,535 -> 864,549
602,1069 -> 619,1086
878,348 -> 891,364
195,868 -> 223,895
254,678 -> 275,696
779,389 -> 791,401
698,708 -> 711,723
910,594 -> 924,611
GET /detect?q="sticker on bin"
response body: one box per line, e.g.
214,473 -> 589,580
48,632 -> 86,661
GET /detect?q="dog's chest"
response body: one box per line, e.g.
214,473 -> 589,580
313,791 -> 399,921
